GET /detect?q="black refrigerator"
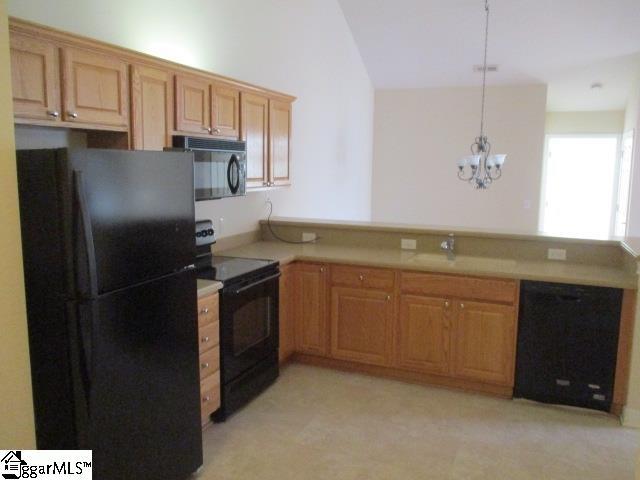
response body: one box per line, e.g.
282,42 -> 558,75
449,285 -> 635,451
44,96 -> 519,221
16,148 -> 203,480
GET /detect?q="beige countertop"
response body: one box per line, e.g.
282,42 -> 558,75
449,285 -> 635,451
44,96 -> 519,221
197,279 -> 223,298
263,217 -> 640,258
220,241 -> 638,290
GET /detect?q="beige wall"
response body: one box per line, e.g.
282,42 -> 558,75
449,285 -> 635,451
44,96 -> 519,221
371,85 -> 547,232
8,0 -> 375,238
0,0 -> 36,448
545,111 -> 625,135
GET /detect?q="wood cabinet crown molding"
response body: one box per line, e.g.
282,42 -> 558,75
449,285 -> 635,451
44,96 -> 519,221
9,17 -> 296,103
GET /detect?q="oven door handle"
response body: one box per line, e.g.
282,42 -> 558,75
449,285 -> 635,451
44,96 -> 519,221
231,272 -> 281,295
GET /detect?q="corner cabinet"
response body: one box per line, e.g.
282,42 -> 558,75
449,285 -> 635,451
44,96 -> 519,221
294,263 -> 329,356
241,92 -> 293,188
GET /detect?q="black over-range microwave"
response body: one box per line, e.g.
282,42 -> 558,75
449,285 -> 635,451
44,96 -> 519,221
170,136 -> 247,201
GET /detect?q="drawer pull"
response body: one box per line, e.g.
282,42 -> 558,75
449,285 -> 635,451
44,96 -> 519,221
200,307 -> 209,314
68,111 -> 78,119
445,301 -> 450,308
359,274 -> 364,281
201,336 -> 210,343
556,379 -> 570,387
460,303 -> 465,309
202,396 -> 210,403
201,362 -> 209,369
386,295 -> 391,301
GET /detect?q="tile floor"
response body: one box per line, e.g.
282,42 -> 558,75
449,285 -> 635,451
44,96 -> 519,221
200,364 -> 638,480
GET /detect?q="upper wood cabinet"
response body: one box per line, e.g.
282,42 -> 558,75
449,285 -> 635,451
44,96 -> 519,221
269,99 -> 291,186
175,74 -> 240,139
295,263 -> 329,356
175,74 -> 211,136
330,286 -> 393,367
61,47 -> 129,128
397,295 -> 451,375
212,84 -> 240,138
130,64 -> 173,150
241,93 -> 293,189
241,92 -> 270,188
10,33 -> 61,122
452,300 -> 517,386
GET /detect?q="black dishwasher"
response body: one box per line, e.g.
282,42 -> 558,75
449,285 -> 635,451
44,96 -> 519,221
514,281 -> 622,412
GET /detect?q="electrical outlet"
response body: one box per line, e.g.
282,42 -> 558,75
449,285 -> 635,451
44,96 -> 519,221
547,248 -> 567,261
302,232 -> 317,242
401,238 -> 417,250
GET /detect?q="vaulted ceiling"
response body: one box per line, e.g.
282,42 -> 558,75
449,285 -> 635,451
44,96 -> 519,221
338,0 -> 640,111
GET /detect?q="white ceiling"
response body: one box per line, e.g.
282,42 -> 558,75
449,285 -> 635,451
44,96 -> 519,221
338,0 -> 640,111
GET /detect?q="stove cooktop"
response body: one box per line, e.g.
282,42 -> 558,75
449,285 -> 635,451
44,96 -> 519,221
197,256 -> 278,283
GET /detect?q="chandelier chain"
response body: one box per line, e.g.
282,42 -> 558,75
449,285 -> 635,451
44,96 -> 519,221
480,0 -> 490,139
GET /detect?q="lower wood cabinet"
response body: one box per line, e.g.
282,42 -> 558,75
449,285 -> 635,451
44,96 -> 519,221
452,300 -> 517,386
197,292 -> 221,427
397,295 -> 451,375
279,264 -> 295,363
294,263 -> 329,356
330,286 -> 393,366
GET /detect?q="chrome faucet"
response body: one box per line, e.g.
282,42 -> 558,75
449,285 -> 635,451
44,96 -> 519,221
440,233 -> 455,261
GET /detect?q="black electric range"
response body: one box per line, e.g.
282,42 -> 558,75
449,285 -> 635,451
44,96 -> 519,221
194,222 -> 280,422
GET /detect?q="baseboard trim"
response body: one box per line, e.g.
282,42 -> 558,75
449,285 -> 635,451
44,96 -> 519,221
291,353 -> 513,399
622,407 -> 640,428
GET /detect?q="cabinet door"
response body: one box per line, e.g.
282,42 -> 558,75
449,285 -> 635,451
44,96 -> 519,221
330,287 -> 393,366
397,295 -> 451,375
212,84 -> 240,138
10,33 -> 60,122
269,100 -> 291,186
295,263 -> 328,356
279,264 -> 295,363
131,65 -> 173,150
453,301 -> 517,386
175,74 -> 211,135
61,47 -> 128,127
241,92 -> 269,188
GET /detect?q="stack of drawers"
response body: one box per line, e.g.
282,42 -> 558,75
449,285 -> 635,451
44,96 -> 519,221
198,292 -> 220,427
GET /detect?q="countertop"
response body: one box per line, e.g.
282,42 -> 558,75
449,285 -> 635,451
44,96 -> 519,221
219,241 -> 638,289
197,279 -> 223,298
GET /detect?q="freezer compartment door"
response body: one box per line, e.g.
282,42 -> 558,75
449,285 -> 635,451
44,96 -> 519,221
81,269 -> 202,480
70,149 -> 196,294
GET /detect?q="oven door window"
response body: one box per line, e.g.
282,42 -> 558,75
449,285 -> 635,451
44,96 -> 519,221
233,295 -> 272,356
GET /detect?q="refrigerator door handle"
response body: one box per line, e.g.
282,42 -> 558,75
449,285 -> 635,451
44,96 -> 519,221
67,301 -> 92,447
74,170 -> 99,298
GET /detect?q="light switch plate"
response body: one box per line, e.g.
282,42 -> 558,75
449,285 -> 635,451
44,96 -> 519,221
547,248 -> 567,261
302,232 -> 317,242
401,238 -> 417,250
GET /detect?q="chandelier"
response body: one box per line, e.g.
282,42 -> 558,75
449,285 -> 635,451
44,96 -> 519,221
457,0 -> 506,190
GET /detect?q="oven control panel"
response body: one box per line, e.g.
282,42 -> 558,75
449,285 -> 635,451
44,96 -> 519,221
195,219 -> 216,247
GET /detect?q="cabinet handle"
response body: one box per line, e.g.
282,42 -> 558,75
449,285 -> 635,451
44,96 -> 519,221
213,128 -> 221,134
445,301 -> 450,308
47,110 -> 59,118
386,295 -> 391,301
320,267 -> 325,273
68,112 -> 78,119
200,307 -> 209,314
202,396 -> 210,403
201,362 -> 209,369
201,336 -> 210,343
359,274 -> 364,281
460,303 -> 465,309
203,126 -> 212,133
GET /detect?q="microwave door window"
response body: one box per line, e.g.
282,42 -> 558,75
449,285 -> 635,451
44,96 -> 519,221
194,155 -> 213,201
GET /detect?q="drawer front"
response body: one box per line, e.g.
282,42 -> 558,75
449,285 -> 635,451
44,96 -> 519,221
331,265 -> 395,291
199,321 -> 219,353
199,346 -> 220,380
200,371 -> 221,425
401,272 -> 517,304
197,293 -> 218,327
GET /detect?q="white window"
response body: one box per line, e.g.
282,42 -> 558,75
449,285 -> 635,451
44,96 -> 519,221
614,130 -> 635,237
540,135 -> 622,239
